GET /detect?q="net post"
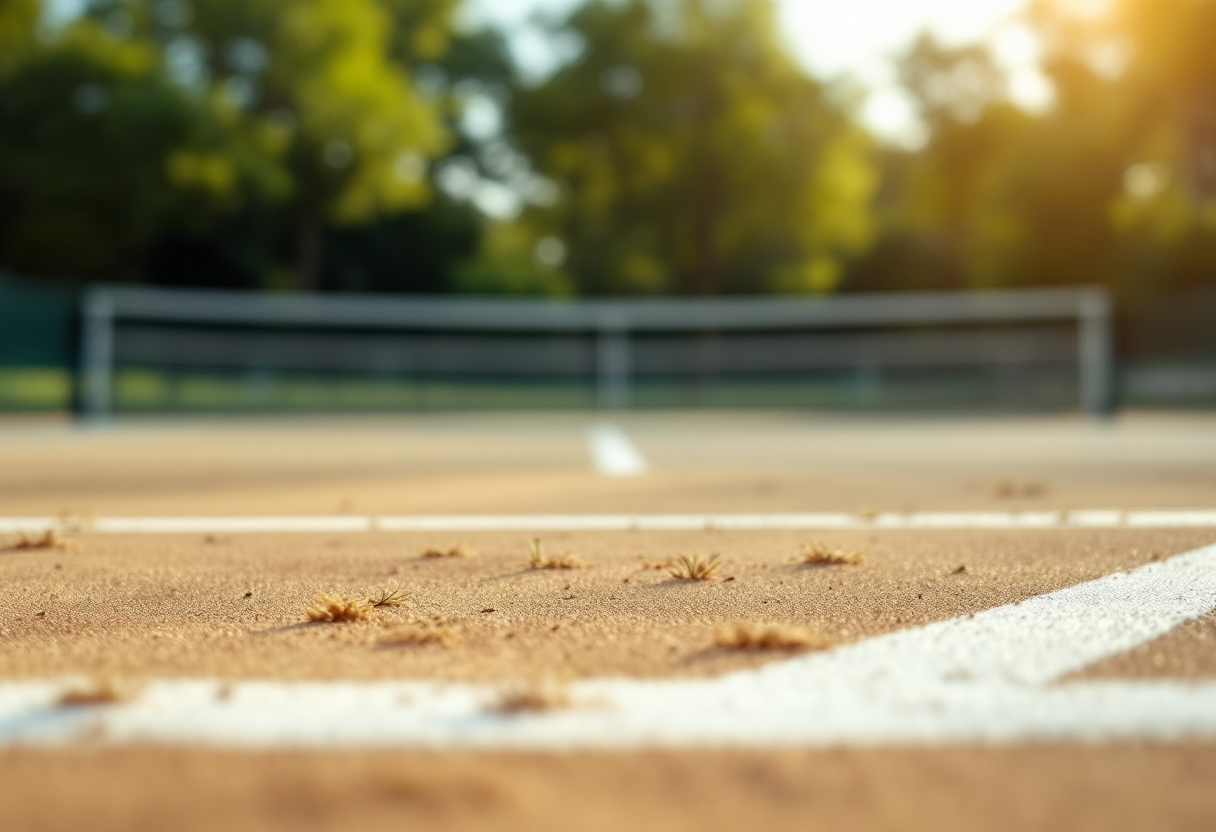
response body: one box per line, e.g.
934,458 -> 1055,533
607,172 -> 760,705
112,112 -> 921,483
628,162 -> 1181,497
596,310 -> 631,411
1077,288 -> 1115,418
79,287 -> 114,423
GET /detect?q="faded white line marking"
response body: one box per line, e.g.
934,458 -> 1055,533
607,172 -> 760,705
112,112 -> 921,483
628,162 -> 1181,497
3,543 -> 1215,748
588,423 -> 647,477
6,509 -> 1216,535
1068,510 -> 1125,527
1127,510 -> 1216,527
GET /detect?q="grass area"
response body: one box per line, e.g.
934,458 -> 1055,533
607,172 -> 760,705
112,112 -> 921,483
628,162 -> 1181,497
0,368 -> 72,410
0,364 -> 1101,413
104,367 -> 1081,412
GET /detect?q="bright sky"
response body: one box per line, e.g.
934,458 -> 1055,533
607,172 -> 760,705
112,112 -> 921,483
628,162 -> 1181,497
464,0 -> 1055,145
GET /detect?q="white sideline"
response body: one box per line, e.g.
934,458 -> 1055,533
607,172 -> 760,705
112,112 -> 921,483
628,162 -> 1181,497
5,509 -> 1216,534
2,543 -> 1216,749
588,423 -> 648,476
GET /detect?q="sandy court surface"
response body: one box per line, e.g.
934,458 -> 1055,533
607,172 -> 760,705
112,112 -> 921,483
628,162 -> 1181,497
3,745 -> 1216,832
3,412 -> 1216,515
3,412 -> 1216,830
2,529 -> 1212,682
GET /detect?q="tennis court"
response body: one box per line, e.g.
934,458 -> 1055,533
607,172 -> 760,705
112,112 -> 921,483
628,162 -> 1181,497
2,412 -> 1215,830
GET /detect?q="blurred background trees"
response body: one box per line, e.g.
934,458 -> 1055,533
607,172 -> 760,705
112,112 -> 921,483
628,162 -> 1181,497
0,0 -> 1214,303
509,0 -> 874,296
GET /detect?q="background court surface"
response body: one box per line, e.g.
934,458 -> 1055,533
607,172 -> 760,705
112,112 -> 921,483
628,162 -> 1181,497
2,411 -> 1216,831
5,411 -> 1216,515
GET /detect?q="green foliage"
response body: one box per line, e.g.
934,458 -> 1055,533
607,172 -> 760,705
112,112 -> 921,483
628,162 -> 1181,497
4,0 -> 1216,304
510,0 -> 876,296
858,4 -> 1216,299
1098,0 -> 1216,293
143,0 -> 452,287
269,0 -> 444,222
452,221 -> 572,297
867,34 -> 1038,291
0,0 -> 460,287
0,18 -> 248,278
0,0 -> 39,76
324,194 -> 480,293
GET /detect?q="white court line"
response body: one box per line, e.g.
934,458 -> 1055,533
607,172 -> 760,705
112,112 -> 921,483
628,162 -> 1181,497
2,542 -> 1216,749
588,423 -> 648,476
5,509 -> 1216,535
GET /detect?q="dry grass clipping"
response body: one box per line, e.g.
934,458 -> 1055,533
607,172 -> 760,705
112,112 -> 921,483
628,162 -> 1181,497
669,554 -> 722,581
57,678 -> 137,707
800,542 -> 865,566
420,545 -> 474,559
367,586 -> 408,609
715,622 -> 830,651
379,622 -> 462,648
3,529 -> 78,552
304,592 -> 374,623
527,538 -> 583,570
492,680 -> 573,714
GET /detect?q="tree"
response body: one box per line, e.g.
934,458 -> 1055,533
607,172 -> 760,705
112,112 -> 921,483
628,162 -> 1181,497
856,34 -> 1033,292
510,0 -> 876,296
1084,0 -> 1216,295
148,6 -> 507,294
0,16 -> 257,279
859,24 -> 1133,295
0,0 -> 39,77
320,24 -> 524,294
136,0 -> 452,289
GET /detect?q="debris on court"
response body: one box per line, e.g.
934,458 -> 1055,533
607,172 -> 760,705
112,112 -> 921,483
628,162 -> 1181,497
799,542 -> 864,566
492,679 -> 574,714
57,677 -> 137,707
527,538 -> 584,570
420,545 -> 475,559
304,592 -> 375,623
669,554 -> 723,581
2,529 -> 78,552
714,622 -> 830,651
367,586 -> 408,609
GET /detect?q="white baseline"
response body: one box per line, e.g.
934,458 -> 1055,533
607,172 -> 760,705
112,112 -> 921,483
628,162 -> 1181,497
5,509 -> 1216,535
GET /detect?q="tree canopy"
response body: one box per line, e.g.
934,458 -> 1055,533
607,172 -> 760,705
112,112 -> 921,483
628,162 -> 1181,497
510,0 -> 875,296
0,0 -> 1214,303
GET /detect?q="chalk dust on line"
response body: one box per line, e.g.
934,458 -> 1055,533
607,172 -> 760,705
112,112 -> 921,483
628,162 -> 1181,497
2,542 -> 1216,749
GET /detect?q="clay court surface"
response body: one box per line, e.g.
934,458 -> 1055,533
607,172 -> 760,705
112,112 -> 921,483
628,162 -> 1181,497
5,411 -> 1216,515
3,411 -> 1216,830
